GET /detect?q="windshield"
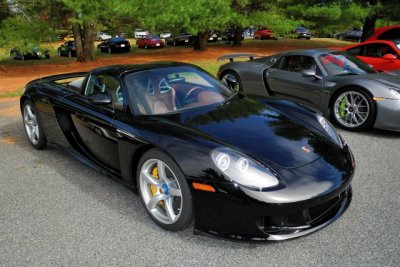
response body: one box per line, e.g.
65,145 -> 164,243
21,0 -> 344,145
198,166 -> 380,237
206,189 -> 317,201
318,51 -> 376,76
124,66 -> 234,115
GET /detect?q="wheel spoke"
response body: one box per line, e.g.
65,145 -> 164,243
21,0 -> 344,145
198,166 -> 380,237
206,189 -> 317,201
157,160 -> 168,182
33,126 -> 39,140
164,197 -> 176,222
143,171 -> 162,187
147,194 -> 165,210
168,186 -> 182,197
26,106 -> 34,118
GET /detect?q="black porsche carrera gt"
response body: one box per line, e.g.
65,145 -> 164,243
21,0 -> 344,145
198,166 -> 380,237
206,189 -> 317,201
20,62 -> 354,241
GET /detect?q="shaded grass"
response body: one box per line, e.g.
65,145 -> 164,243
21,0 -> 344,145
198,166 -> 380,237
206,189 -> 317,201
0,89 -> 22,98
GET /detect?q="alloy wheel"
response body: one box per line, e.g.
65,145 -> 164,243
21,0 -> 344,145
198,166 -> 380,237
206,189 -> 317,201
23,104 -> 40,145
334,91 -> 370,128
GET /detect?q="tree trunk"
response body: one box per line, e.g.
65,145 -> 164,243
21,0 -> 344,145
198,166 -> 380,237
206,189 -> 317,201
72,23 -> 84,62
232,27 -> 243,47
361,15 -> 377,42
193,32 -> 208,51
83,21 -> 96,61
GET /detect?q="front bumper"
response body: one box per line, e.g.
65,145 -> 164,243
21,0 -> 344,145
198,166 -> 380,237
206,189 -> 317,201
190,145 -> 354,241
193,186 -> 352,241
374,99 -> 400,131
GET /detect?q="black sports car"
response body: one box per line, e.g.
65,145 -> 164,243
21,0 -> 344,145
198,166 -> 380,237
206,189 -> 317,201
58,41 -> 76,58
20,62 -> 354,241
97,37 -> 131,54
165,33 -> 192,46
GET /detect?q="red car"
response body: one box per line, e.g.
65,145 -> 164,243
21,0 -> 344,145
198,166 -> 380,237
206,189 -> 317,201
136,34 -> 164,49
366,25 -> 400,41
336,40 -> 400,72
254,27 -> 275,40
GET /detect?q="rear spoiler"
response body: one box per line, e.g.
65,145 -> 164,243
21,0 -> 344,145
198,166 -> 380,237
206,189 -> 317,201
217,53 -> 264,62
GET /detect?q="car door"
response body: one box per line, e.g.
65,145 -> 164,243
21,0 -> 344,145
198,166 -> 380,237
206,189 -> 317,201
358,43 -> 400,71
265,55 -> 323,109
69,72 -> 122,172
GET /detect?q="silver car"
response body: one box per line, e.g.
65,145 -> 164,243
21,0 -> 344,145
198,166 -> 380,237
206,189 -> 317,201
218,49 -> 400,131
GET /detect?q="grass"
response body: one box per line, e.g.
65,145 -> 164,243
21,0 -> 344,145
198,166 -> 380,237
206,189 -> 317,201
0,89 -> 22,98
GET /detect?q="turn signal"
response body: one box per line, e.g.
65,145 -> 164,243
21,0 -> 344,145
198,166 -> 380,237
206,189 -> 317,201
192,182 -> 215,192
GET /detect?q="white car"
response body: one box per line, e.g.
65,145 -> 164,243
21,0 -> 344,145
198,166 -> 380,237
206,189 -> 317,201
134,28 -> 149,39
97,32 -> 112,41
159,31 -> 172,39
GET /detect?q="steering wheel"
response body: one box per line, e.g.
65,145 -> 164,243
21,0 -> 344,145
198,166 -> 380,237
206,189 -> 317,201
183,87 -> 204,104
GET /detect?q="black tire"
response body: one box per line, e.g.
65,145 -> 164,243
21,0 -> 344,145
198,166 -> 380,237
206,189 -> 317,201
331,87 -> 376,131
219,70 -> 243,92
145,44 -> 148,49
22,100 -> 47,149
173,40 -> 176,46
21,54 -> 25,61
58,50 -> 61,57
45,54 -> 50,59
108,47 -> 112,54
68,50 -> 72,58
136,149 -> 193,231
10,53 -> 14,60
97,47 -> 102,53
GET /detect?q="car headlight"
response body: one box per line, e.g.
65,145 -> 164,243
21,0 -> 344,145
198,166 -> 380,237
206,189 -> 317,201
317,114 -> 343,147
211,148 -> 279,190
389,88 -> 400,99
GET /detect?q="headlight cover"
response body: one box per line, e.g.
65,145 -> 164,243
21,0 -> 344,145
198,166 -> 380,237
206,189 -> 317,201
317,114 -> 343,147
389,88 -> 400,99
211,148 -> 279,190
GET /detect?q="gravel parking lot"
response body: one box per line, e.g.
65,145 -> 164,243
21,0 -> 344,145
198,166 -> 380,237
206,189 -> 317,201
1,98 -> 399,266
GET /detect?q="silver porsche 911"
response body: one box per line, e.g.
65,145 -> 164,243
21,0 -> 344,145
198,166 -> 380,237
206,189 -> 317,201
217,49 -> 400,131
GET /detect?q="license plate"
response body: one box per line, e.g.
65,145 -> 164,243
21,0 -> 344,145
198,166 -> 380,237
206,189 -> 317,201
120,44 -> 125,47
156,43 -> 160,46
185,39 -> 189,42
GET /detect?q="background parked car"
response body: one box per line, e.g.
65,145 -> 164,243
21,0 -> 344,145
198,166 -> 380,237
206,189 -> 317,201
207,30 -> 220,42
58,41 -> 76,57
335,29 -> 363,42
136,34 -> 164,48
10,47 -> 50,60
96,32 -> 112,41
336,40 -> 400,71
222,28 -> 244,43
294,26 -> 311,39
165,32 -> 192,46
366,25 -> 400,41
97,37 -> 130,53
159,31 -> 172,39
254,27 -> 275,40
134,28 -> 149,39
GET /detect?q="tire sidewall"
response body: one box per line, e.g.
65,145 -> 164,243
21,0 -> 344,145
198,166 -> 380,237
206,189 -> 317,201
331,87 -> 376,131
136,149 -> 193,231
22,100 -> 47,149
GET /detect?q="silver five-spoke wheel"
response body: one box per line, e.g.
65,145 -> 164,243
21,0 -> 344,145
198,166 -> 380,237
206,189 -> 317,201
137,149 -> 192,231
23,104 -> 40,145
139,159 -> 183,224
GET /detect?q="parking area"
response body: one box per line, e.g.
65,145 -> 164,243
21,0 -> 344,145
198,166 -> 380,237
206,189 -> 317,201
0,98 -> 399,266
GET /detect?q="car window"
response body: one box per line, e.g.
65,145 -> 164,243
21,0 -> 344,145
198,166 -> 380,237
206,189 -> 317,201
276,55 -> 318,73
318,52 -> 375,76
365,44 -> 396,58
123,66 -> 232,115
347,46 -> 363,56
85,74 -> 124,110
378,28 -> 400,40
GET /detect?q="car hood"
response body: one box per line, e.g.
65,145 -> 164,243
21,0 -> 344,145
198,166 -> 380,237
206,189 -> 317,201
171,96 -> 337,169
331,72 -> 400,88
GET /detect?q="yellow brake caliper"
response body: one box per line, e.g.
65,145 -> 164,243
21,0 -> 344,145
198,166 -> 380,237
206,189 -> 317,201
150,166 -> 164,206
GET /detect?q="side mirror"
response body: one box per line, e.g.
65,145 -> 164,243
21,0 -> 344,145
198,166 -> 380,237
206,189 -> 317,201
87,92 -> 112,105
383,53 -> 397,62
301,68 -> 321,79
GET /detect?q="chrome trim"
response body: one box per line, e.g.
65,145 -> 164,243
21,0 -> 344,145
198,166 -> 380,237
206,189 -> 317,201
117,128 -> 148,143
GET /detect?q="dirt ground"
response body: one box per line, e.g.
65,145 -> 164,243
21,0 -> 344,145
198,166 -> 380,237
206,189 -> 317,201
0,38 -> 349,95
